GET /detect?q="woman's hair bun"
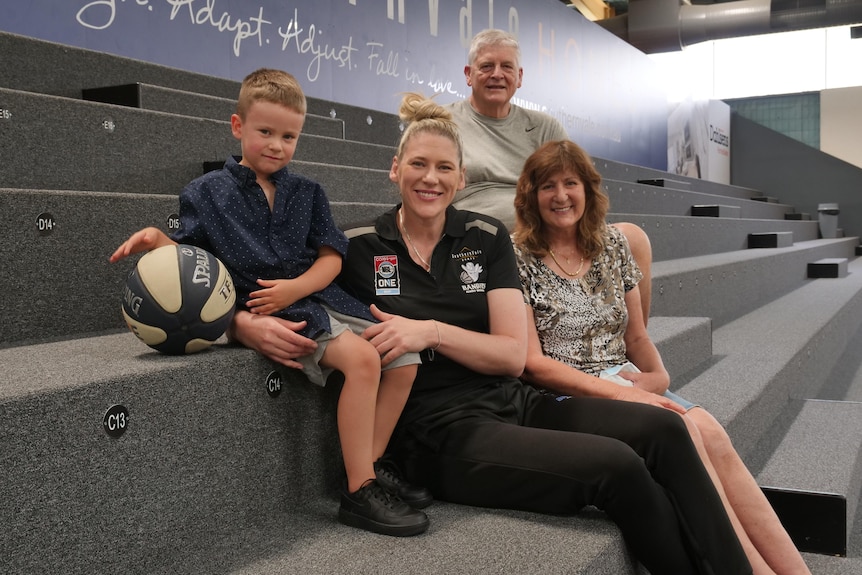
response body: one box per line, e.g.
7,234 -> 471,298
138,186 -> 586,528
399,92 -> 453,124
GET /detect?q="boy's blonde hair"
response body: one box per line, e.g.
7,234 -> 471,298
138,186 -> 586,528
236,68 -> 307,118
396,92 -> 463,167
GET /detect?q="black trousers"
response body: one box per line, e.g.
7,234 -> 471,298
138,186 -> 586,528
400,387 -> 751,575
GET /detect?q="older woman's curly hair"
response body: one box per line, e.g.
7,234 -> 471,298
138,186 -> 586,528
513,140 -> 609,259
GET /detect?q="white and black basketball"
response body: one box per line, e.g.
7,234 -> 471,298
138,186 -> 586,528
121,244 -> 236,355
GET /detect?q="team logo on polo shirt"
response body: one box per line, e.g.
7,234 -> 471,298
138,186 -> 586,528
460,262 -> 482,283
374,255 -> 400,295
452,247 -> 486,294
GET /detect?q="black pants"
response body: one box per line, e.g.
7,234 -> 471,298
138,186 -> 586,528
399,387 -> 751,575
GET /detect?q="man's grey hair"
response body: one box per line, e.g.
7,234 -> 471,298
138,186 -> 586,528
468,29 -> 521,68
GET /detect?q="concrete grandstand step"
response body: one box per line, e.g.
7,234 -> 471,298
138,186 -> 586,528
676,257 -> 862,464
818,318 -> 862,404
0,87 -> 395,195
303,98 -> 403,148
647,316 -> 713,382
0,333 -> 338,575
80,82 -> 405,146
636,177 -> 691,188
1,32 -> 242,101
0,309 -> 710,575
758,399 -> 862,557
606,213 -> 820,263
603,179 -> 791,219
593,156 -> 762,200
199,158 -> 392,206
221,504 -> 638,575
0,188 -> 175,344
241,160 -> 393,205
82,83 -> 344,139
691,204 -> 742,218
649,237 -> 859,327
0,86 -> 238,195
0,291 -> 851,574
808,258 -> 850,278
1,184 -> 832,345
330,201 -> 397,229
748,231 -> 794,248
0,188 -> 394,345
0,32 -> 404,147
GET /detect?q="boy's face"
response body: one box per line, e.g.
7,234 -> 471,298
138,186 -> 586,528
230,100 -> 304,179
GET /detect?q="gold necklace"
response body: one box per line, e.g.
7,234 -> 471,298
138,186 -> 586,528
399,208 -> 435,271
548,249 -> 584,277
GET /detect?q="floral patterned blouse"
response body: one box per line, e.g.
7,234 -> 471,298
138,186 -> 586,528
514,225 -> 643,376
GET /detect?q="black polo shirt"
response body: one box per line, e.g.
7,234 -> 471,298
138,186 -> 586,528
341,205 -> 521,390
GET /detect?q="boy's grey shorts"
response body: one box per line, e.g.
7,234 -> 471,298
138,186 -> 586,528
299,307 -> 421,386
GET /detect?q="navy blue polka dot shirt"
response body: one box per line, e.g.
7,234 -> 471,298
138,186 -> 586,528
172,156 -> 374,338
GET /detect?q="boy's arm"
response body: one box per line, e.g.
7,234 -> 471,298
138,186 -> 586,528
281,245 -> 342,297
109,227 -> 177,263
247,246 -> 342,315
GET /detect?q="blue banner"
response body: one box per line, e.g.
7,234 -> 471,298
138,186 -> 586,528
2,0 -> 667,168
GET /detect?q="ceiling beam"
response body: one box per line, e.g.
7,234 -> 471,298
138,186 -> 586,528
567,0 -> 615,21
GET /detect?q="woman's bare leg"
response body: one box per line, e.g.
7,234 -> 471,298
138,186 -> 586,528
686,408 -> 812,574
679,411 -> 777,574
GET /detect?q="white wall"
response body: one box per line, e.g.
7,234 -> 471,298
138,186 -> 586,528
821,86 -> 862,170
650,25 -> 862,102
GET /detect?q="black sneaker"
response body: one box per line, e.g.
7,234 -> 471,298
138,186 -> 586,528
338,479 -> 429,537
374,455 -> 434,509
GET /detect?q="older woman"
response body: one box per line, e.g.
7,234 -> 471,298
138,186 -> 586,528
513,140 -> 811,575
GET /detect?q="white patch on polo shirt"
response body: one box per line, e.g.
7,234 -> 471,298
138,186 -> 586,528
452,246 -> 486,293
374,255 -> 401,296
460,262 -> 482,283
460,262 -> 486,293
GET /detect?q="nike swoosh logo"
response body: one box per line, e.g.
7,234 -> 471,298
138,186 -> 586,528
526,126 -> 537,132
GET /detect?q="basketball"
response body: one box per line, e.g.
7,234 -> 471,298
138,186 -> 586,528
121,244 -> 236,354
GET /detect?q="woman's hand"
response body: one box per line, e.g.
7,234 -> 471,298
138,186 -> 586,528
611,384 -> 687,414
228,309 -> 317,369
365,287 -> 526,376
363,304 -> 434,366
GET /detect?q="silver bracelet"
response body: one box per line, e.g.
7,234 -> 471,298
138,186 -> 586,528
428,320 -> 441,360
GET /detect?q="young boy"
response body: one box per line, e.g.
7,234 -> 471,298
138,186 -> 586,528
110,68 -> 429,536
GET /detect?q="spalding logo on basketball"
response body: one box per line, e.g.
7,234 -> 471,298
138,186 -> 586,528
121,244 -> 236,354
